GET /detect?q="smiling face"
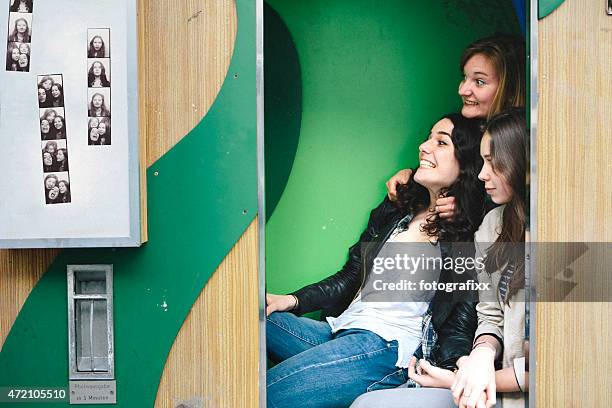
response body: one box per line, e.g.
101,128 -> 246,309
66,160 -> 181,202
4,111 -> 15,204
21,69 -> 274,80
413,118 -> 460,192
51,85 -> 61,98
478,132 -> 513,204
90,128 -> 99,141
59,181 -> 67,194
98,122 -> 107,135
53,117 -> 63,130
42,79 -> 52,91
43,152 -> 53,166
46,143 -> 56,154
45,176 -> 57,190
56,149 -> 65,162
458,53 -> 499,119
40,119 -> 50,133
18,53 -> 28,67
19,43 -> 28,54
38,88 -> 47,103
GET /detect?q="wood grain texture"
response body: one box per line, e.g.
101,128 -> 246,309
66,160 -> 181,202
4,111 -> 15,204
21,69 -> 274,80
139,0 -> 237,240
139,0 -> 237,165
155,219 -> 259,408
537,0 -> 612,406
0,249 -> 60,347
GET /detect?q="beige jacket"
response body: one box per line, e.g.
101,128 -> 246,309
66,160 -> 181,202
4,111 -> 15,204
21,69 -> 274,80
474,206 -> 526,408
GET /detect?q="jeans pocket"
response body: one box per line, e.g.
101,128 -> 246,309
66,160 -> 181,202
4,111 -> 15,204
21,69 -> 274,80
366,368 -> 408,392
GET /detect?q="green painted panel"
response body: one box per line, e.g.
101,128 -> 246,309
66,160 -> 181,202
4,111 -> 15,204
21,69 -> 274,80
264,0 -> 520,297
0,0 -> 256,406
264,3 -> 302,220
539,0 -> 566,19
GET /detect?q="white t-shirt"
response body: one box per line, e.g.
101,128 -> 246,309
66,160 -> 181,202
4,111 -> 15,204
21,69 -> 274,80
327,222 -> 440,368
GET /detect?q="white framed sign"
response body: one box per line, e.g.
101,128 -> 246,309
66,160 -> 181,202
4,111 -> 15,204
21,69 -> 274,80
0,0 -> 141,248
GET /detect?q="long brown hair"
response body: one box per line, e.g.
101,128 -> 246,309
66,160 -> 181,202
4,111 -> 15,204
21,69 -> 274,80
460,34 -> 526,120
482,108 -> 527,302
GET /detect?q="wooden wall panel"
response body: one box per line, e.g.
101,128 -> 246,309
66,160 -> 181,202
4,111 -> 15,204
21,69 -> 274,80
537,0 -> 612,406
155,220 -> 259,408
0,249 -> 59,347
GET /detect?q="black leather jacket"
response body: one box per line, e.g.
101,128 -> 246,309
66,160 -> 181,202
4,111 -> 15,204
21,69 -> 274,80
291,196 -> 478,370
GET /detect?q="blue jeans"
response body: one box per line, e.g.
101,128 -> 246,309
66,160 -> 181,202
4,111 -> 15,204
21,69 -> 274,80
266,312 -> 408,408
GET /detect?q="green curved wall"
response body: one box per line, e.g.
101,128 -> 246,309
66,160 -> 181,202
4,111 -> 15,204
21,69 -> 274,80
264,0 -> 521,300
0,1 -> 256,407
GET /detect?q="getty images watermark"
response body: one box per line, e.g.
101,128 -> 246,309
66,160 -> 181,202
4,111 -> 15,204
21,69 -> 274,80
359,242 -> 611,303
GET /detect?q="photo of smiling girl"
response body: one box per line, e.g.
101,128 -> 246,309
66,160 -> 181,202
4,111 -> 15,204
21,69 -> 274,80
6,43 -> 20,71
39,108 -> 66,140
41,140 -> 68,173
43,172 -> 70,204
50,83 -> 64,107
88,118 -> 111,145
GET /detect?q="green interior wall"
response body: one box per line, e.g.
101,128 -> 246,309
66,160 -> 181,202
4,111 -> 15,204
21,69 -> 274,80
264,0 -> 521,300
0,1 -> 256,406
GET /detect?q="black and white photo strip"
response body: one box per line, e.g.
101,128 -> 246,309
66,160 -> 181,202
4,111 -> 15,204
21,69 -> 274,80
38,74 -> 71,204
44,172 -> 71,205
88,116 -> 111,145
39,74 -> 66,140
42,139 -> 69,173
5,0 -> 33,72
87,28 -> 111,145
38,74 -> 65,108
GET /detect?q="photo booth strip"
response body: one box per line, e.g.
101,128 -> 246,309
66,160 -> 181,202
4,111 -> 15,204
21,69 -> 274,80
5,1 -> 33,72
38,73 -> 71,204
87,28 -> 111,145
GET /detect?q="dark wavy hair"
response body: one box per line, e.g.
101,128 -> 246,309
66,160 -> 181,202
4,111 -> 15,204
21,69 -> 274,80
482,108 -> 527,302
395,113 -> 486,242
88,35 -> 106,58
88,61 -> 111,87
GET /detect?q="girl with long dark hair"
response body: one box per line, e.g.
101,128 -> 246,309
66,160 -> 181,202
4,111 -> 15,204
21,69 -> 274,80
52,116 -> 66,139
449,108 -> 527,408
40,119 -> 53,140
97,118 -> 111,145
58,180 -> 71,203
352,109 -> 527,408
88,35 -> 106,58
50,83 -> 64,107
265,113 -> 485,407
88,93 -> 110,117
55,149 -> 69,172
6,44 -> 20,71
88,61 -> 111,87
